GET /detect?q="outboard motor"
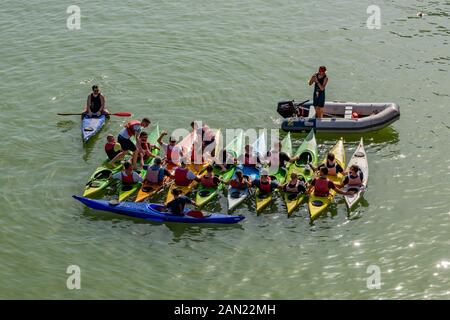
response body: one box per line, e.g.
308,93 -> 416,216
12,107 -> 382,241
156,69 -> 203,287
277,100 -> 296,118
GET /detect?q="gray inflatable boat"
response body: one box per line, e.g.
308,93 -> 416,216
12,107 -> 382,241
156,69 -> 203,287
278,100 -> 400,133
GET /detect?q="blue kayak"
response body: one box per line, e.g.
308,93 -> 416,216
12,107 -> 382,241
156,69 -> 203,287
81,114 -> 106,142
72,196 -> 245,224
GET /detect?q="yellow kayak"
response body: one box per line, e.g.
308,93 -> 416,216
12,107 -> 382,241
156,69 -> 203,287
165,163 -> 207,205
308,138 -> 346,221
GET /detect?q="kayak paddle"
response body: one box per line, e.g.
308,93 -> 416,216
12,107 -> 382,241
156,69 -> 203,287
57,112 -> 132,117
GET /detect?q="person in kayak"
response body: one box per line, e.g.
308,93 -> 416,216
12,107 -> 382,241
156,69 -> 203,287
141,157 -> 173,191
338,165 -> 364,190
310,152 -> 344,177
166,188 -> 198,216
229,169 -> 252,191
252,169 -> 280,195
214,148 -> 237,172
112,161 -> 143,185
83,85 -> 109,117
117,118 -> 151,168
137,131 -> 159,168
266,141 -> 299,172
200,165 -> 224,189
157,131 -> 184,167
307,167 -> 351,197
281,172 -> 307,195
173,158 -> 201,186
308,66 -> 328,119
104,134 -> 127,166
238,144 -> 262,168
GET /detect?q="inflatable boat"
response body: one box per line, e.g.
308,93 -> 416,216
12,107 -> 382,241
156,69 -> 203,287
278,100 -> 400,133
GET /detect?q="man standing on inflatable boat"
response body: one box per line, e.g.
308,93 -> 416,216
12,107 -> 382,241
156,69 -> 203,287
308,66 -> 328,119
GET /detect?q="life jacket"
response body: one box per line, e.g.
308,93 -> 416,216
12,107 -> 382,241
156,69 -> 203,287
124,120 -> 141,137
259,177 -> 271,193
285,180 -> 300,193
347,172 -> 362,186
121,171 -> 135,185
174,167 -> 190,186
104,142 -> 119,159
230,177 -> 246,189
326,161 -> 337,176
166,145 -> 178,164
314,177 -> 330,197
145,165 -> 164,184
201,175 -> 216,188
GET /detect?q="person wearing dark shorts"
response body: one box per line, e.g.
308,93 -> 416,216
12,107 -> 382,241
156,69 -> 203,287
308,66 -> 328,119
117,118 -> 151,168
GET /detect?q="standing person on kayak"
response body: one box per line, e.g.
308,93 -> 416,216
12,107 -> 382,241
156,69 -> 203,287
117,118 -> 151,169
157,131 -> 184,168
281,172 -> 307,195
308,66 -> 328,119
83,85 -> 109,117
112,161 -> 143,185
229,169 -> 252,190
338,165 -> 364,190
141,157 -> 173,191
173,158 -> 201,186
104,134 -> 127,166
166,188 -> 198,216
214,148 -> 237,172
310,153 -> 344,177
252,169 -> 279,195
307,167 -> 351,197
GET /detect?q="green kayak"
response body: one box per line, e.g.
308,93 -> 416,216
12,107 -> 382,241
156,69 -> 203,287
255,132 -> 292,213
118,124 -> 160,201
283,130 -> 318,216
83,160 -> 123,198
195,130 -> 243,208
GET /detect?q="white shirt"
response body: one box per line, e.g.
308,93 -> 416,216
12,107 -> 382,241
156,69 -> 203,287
112,171 -> 143,183
118,124 -> 141,139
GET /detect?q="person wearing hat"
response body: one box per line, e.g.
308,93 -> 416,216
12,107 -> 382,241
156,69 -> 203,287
142,157 -> 174,190
83,85 -> 109,117
104,134 -> 127,166
229,169 -> 252,190
252,169 -> 280,195
308,66 -> 328,119
173,157 -> 201,186
157,130 -> 184,167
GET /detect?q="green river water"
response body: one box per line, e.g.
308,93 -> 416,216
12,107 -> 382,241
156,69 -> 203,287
1,0 -> 450,299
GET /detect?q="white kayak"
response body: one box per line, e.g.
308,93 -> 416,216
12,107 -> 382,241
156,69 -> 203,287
344,138 -> 369,210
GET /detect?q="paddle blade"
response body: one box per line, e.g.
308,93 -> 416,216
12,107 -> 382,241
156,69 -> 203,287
111,112 -> 132,117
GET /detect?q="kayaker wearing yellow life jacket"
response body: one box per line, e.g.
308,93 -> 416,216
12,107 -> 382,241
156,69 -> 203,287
142,157 -> 173,190
310,152 -> 344,177
308,167 -> 350,197
199,166 -> 223,189
173,158 -> 201,186
83,85 -> 110,117
117,118 -> 151,168
112,161 -> 143,185
281,172 -> 307,195
104,134 -> 127,166
338,165 -> 364,190
137,131 -> 159,168
157,131 -> 184,169
252,169 -> 280,195
229,169 -> 252,190
238,145 -> 262,168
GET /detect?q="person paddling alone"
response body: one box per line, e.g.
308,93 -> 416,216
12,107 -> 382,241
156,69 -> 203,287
308,66 -> 328,119
83,85 -> 109,117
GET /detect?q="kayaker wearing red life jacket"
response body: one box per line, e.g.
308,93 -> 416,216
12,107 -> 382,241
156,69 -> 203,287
281,172 -> 307,195
157,130 -> 184,168
137,131 -> 159,168
310,152 -> 344,177
112,161 -> 143,185
339,165 -> 364,189
252,169 -> 280,195
229,169 -> 252,190
117,118 -> 151,169
83,85 -> 110,117
308,167 -> 350,197
104,134 -> 127,166
142,157 -> 173,190
200,166 -> 222,189
173,158 -> 200,186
